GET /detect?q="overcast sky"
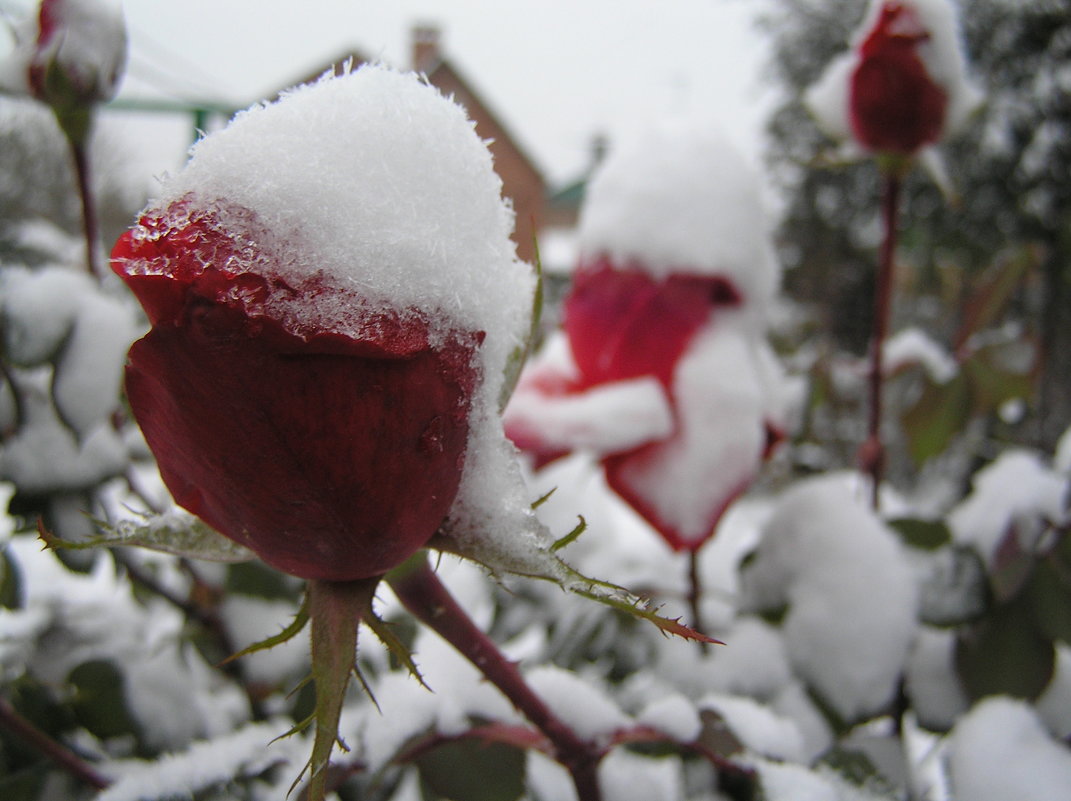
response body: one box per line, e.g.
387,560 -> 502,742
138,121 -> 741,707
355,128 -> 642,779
3,0 -> 779,185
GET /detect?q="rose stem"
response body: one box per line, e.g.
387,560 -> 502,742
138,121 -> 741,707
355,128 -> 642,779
388,554 -> 604,801
68,135 -> 105,281
0,695 -> 111,790
305,577 -> 377,801
865,169 -> 903,511
687,549 -> 708,650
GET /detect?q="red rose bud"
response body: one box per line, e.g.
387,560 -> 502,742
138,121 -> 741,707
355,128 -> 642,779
849,2 -> 947,155
806,0 -> 979,158
110,65 -> 540,580
113,205 -> 482,581
27,0 -> 127,110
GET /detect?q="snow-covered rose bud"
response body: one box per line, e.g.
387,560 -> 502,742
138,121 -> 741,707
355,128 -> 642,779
113,206 -> 481,581
113,66 -> 538,581
27,0 -> 127,109
806,0 -> 980,157
506,121 -> 794,552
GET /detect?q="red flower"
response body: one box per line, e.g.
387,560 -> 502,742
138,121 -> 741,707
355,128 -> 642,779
27,0 -> 127,110
849,2 -> 947,155
506,255 -> 786,552
113,203 -> 482,581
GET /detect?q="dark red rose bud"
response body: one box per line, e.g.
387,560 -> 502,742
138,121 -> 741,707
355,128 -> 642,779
849,1 -> 948,155
563,256 -> 741,389
113,204 -> 482,581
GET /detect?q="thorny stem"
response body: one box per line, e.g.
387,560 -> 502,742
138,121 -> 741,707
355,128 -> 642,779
864,171 -> 903,511
305,577 -> 377,801
0,695 -> 111,791
66,132 -> 104,281
388,554 -> 604,801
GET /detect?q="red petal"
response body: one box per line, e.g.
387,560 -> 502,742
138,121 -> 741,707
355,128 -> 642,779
563,257 -> 740,389
126,303 -> 478,581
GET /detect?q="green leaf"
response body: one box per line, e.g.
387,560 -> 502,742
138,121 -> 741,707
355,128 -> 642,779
818,746 -> 889,790
1028,559 -> 1071,644
953,247 -> 1035,353
955,596 -> 1055,702
901,372 -> 971,465
696,709 -> 745,758
67,660 -> 142,742
989,523 -> 1035,603
226,561 -> 298,601
887,518 -> 952,551
414,735 -> 526,801
962,342 -> 1035,415
498,247 -> 544,412
42,512 -> 254,563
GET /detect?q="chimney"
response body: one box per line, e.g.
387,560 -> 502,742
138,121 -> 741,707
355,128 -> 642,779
411,24 -> 442,73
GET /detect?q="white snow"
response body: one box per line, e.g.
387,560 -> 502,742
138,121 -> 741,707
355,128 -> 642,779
98,719 -> 305,801
122,63 -> 556,576
948,449 -> 1069,566
1054,424 -> 1071,474
1038,644 -> 1071,740
947,697 -> 1071,801
597,748 -> 684,801
577,117 -> 779,322
740,473 -> 919,722
524,665 -> 629,743
607,324 -> 782,547
700,692 -> 805,761
884,326 -> 957,382
634,693 -> 702,742
904,626 -> 969,731
752,757 -> 893,801
505,342 -> 674,455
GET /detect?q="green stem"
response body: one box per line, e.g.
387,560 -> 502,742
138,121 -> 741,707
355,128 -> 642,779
865,170 -> 903,511
305,577 -> 377,801
387,554 -> 604,801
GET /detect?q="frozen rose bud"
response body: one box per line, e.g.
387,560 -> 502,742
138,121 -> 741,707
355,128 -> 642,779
114,205 -> 481,581
806,0 -> 980,158
505,120 -> 794,551
603,327 -> 788,552
112,65 -> 542,580
27,0 -> 127,110
850,2 -> 947,154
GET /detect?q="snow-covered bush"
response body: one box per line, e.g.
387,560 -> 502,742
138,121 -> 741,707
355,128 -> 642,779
1,2 -> 1069,800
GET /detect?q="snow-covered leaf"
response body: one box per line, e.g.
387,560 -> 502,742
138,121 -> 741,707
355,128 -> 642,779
42,511 -> 254,563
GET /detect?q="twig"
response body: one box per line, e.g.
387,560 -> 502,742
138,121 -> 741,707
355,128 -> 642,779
388,554 -> 604,801
0,695 -> 111,790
